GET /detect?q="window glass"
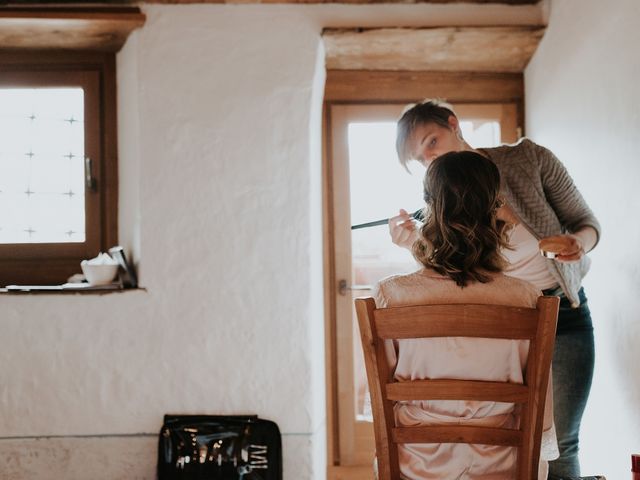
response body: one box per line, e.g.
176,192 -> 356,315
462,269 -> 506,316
0,87 -> 86,244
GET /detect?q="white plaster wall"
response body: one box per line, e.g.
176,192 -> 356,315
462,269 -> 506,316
2,7 -> 330,478
117,32 -> 142,266
525,0 -> 640,477
0,3 -> 547,479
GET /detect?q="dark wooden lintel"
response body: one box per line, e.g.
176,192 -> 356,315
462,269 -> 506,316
0,6 -> 145,52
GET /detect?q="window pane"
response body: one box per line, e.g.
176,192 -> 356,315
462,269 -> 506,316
0,88 -> 85,243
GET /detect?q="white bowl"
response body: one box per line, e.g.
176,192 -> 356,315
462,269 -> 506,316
81,262 -> 119,286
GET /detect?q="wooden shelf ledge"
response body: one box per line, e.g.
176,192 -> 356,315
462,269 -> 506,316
0,285 -> 147,295
0,7 -> 146,52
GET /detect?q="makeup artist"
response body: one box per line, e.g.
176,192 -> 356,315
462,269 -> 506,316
389,99 -> 600,480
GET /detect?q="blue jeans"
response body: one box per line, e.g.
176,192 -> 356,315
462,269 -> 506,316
542,287 -> 595,479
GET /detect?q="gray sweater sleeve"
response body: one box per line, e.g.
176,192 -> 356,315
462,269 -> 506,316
533,141 -> 601,247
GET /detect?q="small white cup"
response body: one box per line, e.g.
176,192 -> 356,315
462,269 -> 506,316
81,261 -> 119,286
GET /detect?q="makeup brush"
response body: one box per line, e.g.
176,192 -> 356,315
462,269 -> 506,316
351,209 -> 423,230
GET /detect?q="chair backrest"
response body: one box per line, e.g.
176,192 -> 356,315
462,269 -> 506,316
355,296 -> 559,480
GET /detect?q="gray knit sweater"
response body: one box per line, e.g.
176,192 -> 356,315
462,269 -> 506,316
480,139 -> 601,308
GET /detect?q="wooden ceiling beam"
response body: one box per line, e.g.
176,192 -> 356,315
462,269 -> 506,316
323,26 -> 545,72
141,0 -> 539,4
0,7 -> 145,52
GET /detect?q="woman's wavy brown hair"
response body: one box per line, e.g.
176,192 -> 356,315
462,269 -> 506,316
412,151 -> 510,287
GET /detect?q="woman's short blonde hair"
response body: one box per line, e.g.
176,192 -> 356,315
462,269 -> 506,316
396,99 -> 457,169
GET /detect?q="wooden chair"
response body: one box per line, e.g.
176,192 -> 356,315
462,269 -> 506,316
355,296 -> 559,480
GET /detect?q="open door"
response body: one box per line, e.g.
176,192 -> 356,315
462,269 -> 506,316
325,98 -> 520,479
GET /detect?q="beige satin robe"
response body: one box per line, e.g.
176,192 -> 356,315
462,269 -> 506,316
374,268 -> 559,480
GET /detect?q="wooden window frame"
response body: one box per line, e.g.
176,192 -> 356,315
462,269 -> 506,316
0,51 -> 118,286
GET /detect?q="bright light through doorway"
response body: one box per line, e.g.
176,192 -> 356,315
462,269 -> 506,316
348,119 -> 502,421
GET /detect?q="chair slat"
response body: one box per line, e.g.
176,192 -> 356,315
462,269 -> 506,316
386,379 -> 529,403
374,303 -> 538,339
392,425 -> 523,447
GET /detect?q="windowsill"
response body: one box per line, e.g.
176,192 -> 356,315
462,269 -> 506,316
0,285 -> 146,295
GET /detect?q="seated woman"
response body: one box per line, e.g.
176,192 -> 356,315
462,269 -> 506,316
374,150 -> 558,479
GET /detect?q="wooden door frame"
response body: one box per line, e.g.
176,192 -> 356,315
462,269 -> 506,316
322,69 -> 525,475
